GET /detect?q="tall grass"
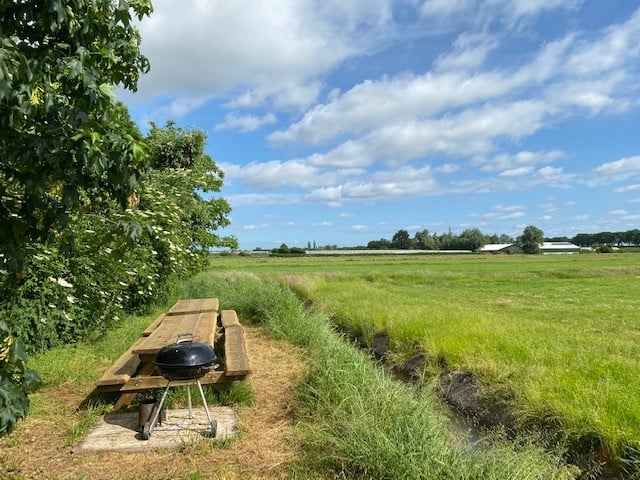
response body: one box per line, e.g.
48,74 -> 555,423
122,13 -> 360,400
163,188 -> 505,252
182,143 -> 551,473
189,271 -> 576,479
286,256 -> 640,467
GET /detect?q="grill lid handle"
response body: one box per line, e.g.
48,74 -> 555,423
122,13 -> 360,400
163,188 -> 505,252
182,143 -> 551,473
176,332 -> 194,344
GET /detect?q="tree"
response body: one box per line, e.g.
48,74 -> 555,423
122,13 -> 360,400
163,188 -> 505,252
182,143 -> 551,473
0,0 -> 152,438
498,234 -> 514,244
518,225 -> 544,254
367,238 -> 391,249
391,229 -> 412,249
0,0 -> 153,275
144,122 -> 236,254
458,228 -> 487,252
414,229 -> 438,250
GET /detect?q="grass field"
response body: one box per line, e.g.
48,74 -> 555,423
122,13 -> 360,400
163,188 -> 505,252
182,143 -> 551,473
213,253 -> 640,467
16,268 -> 577,479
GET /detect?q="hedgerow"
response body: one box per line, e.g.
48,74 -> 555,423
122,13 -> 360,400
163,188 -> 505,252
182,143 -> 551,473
0,122 -> 236,436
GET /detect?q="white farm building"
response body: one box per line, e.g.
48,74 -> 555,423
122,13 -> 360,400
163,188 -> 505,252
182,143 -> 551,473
540,242 -> 581,254
480,242 -> 581,254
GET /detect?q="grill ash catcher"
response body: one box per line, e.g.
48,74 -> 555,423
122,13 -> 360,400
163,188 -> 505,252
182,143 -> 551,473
140,333 -> 219,440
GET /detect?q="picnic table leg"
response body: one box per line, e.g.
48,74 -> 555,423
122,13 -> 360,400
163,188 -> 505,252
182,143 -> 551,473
113,362 -> 156,412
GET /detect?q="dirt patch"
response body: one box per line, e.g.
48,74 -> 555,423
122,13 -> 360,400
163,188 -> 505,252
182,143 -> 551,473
0,326 -> 306,480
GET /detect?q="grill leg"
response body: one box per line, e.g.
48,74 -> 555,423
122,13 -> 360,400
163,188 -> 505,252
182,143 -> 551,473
196,380 -> 212,424
196,380 -> 217,438
187,384 -> 193,419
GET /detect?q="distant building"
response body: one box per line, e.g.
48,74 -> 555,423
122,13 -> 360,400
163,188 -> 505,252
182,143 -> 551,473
479,243 -> 514,253
540,242 -> 581,254
480,242 -> 582,254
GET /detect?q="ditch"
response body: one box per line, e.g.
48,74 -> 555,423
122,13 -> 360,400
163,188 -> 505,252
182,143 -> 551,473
348,329 -> 627,480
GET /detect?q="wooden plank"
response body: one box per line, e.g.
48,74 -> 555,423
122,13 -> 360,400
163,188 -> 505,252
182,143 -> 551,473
98,371 -> 229,393
96,338 -> 145,386
224,325 -> 251,377
167,298 -> 219,316
132,313 -> 201,357
193,311 -> 217,347
220,309 -> 240,328
142,313 -> 166,336
112,362 -> 157,411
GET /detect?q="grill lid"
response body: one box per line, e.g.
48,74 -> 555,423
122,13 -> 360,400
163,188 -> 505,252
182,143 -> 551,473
154,333 -> 216,368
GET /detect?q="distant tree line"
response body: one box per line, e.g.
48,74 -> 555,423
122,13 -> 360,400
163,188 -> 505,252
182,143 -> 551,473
285,227 -> 640,255
365,227 -> 640,252
272,243 -> 307,255
570,229 -> 640,247
366,228 -> 515,252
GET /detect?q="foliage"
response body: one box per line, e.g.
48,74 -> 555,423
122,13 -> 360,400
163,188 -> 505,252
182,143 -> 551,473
572,229 -> 640,247
0,120 -> 235,436
391,229 -> 411,249
370,227 -> 492,251
0,0 -> 153,274
272,243 -> 306,255
413,229 -> 440,249
0,320 -> 40,436
1,120 -> 236,349
518,225 -> 544,254
0,0 -> 153,437
367,238 -> 391,249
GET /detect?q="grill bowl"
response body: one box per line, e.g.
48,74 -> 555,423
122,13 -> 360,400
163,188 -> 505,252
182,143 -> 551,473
154,338 -> 216,381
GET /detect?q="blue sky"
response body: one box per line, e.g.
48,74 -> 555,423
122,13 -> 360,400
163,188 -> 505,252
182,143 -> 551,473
120,0 -> 640,250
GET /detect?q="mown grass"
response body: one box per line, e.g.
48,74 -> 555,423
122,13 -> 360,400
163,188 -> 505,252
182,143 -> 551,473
210,253 -> 640,474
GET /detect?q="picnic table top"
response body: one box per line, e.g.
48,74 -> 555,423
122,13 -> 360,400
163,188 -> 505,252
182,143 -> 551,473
167,298 -> 219,315
132,310 -> 217,361
96,299 -> 251,407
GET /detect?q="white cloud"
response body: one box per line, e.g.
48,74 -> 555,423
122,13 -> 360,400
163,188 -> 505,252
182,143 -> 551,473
476,205 -> 526,220
433,32 -> 498,72
500,167 -> 534,177
614,184 -> 640,193
268,70 -> 528,146
420,0 -> 474,19
303,165 -> 438,205
135,0 -> 394,112
420,0 -> 583,29
476,150 -> 564,172
436,163 -> 460,174
242,224 -> 270,230
532,166 -> 574,187
226,193 -> 302,207
297,100 -> 552,170
589,155 -> 640,185
313,221 -> 333,227
215,112 -> 277,132
565,8 -> 640,77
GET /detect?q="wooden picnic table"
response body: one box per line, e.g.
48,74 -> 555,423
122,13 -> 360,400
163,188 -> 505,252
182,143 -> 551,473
95,298 -> 251,411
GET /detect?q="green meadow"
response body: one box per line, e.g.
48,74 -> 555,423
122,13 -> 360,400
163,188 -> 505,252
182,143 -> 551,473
215,253 -> 640,462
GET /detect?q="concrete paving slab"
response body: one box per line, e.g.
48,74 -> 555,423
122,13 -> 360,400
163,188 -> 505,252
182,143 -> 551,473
73,407 -> 238,453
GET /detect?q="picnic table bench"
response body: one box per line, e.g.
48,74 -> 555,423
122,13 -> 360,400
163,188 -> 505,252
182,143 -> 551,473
95,298 -> 251,410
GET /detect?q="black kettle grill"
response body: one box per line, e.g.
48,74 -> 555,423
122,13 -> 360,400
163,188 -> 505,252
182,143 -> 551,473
141,333 -> 218,440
